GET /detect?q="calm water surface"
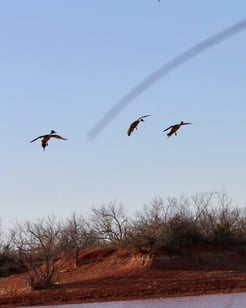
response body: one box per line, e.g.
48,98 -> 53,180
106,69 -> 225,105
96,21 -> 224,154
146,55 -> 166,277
23,292 -> 246,308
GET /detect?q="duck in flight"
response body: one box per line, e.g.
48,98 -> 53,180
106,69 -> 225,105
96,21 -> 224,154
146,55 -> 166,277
163,121 -> 192,137
127,115 -> 151,136
30,130 -> 67,151
127,114 -> 150,136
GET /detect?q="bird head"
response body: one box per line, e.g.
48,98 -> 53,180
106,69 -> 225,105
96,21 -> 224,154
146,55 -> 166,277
50,130 -> 56,134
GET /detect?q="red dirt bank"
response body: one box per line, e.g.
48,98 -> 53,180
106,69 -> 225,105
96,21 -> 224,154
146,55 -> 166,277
1,244 -> 246,307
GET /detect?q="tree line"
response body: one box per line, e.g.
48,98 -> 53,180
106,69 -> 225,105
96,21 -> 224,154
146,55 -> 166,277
0,192 -> 246,290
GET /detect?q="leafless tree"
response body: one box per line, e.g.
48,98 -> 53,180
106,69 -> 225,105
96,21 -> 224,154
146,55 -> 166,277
0,219 -> 3,252
128,197 -> 202,251
10,216 -> 61,289
127,198 -> 171,251
90,201 -> 128,244
192,192 -> 245,243
0,221 -> 25,276
60,212 -> 98,266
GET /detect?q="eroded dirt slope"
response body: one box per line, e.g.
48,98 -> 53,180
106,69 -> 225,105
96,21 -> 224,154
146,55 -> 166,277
1,244 -> 246,307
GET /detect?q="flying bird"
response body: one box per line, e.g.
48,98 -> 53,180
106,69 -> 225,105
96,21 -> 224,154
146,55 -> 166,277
30,130 -> 67,151
127,115 -> 151,136
87,19 -> 246,140
163,121 -> 192,137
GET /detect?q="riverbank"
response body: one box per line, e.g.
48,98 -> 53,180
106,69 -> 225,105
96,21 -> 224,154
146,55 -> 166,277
1,244 -> 246,307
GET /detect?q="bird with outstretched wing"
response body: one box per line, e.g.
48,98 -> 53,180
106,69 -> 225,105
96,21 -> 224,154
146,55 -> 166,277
127,115 -> 151,136
30,130 -> 67,151
163,121 -> 192,137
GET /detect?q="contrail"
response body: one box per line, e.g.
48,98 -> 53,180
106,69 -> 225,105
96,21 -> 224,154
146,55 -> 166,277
87,19 -> 246,139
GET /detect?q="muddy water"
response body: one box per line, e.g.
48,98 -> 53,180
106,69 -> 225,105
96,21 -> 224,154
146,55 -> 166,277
23,292 -> 246,307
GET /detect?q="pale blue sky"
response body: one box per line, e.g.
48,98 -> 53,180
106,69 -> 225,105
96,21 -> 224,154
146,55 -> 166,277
0,1 -> 245,227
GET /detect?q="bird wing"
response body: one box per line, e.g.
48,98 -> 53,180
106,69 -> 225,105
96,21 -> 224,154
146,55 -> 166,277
30,135 -> 45,143
138,115 -> 151,120
163,125 -> 174,132
51,134 -> 67,140
127,115 -> 151,136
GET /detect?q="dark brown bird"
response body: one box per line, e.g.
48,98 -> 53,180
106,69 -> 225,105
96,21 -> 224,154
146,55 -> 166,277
30,130 -> 67,151
127,115 -> 151,136
163,121 -> 192,137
